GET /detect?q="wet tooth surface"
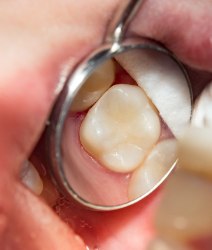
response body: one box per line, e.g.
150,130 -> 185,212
192,81 -> 212,128
178,127 -> 212,178
80,84 -> 160,173
116,50 -> 191,138
71,59 -> 115,112
128,139 -> 177,200
20,161 -> 43,195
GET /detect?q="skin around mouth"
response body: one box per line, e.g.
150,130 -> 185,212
0,0 -> 212,250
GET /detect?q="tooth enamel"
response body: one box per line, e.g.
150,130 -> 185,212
80,84 -> 161,173
71,59 -> 115,112
128,139 -> 177,200
148,237 -> 192,250
178,127 -> 212,178
155,170 -> 212,242
192,81 -> 212,128
20,161 -> 43,195
116,50 -> 191,138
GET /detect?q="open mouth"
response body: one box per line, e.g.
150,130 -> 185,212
0,0 -> 212,249
19,57 -> 211,250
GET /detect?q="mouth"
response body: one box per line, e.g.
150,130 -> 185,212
18,59 -> 212,250
1,0 -> 212,249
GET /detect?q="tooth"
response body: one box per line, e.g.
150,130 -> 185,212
178,127 -> 212,178
116,50 -> 191,138
128,139 -> 177,200
192,81 -> 212,128
71,59 -> 115,112
20,161 -> 43,195
80,84 -> 161,173
148,237 -> 192,250
155,170 -> 212,242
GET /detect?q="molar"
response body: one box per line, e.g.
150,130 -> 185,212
80,84 -> 160,173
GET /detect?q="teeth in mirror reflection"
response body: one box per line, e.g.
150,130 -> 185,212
80,84 -> 161,173
20,161 -> 43,195
71,59 -> 115,112
128,139 -> 177,200
116,50 -> 191,138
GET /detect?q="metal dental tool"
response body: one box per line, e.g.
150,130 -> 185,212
46,0 -> 192,211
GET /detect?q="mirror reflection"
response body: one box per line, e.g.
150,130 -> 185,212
62,48 -> 191,206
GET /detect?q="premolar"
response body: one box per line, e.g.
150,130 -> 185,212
71,59 -> 115,112
20,161 -> 43,195
80,84 -> 160,173
128,139 -> 177,200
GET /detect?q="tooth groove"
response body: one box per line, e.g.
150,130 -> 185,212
80,84 -> 161,173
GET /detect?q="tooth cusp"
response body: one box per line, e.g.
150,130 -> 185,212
101,143 -> 146,173
80,84 -> 161,173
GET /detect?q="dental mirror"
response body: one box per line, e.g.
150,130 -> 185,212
46,0 -> 192,211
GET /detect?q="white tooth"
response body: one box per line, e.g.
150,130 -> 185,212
128,139 -> 177,200
192,81 -> 212,128
80,84 -> 160,173
178,127 -> 212,178
155,170 -> 212,242
148,237 -> 192,250
20,161 -> 43,195
71,59 -> 115,112
116,50 -> 191,138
